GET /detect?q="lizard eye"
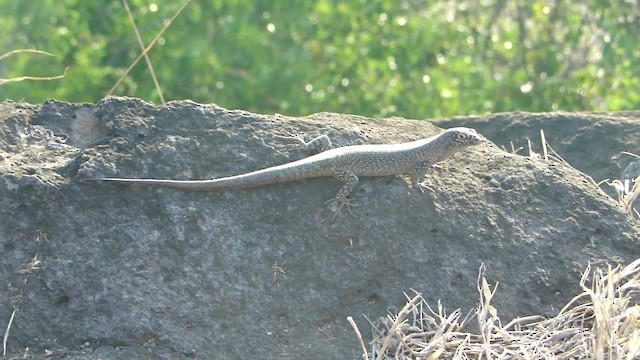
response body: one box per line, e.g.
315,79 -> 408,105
455,132 -> 468,142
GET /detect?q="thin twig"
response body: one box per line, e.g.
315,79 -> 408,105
121,0 -> 165,103
107,0 -> 191,97
0,67 -> 69,85
0,49 -> 54,61
375,293 -> 423,360
348,316 -> 369,360
540,129 -> 549,161
2,309 -> 16,356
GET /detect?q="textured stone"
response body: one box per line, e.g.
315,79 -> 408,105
1,98 -> 638,359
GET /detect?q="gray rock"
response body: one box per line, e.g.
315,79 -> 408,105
430,111 -> 640,187
1,98 -> 638,359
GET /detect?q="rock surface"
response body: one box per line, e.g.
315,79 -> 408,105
1,98 -> 638,359
430,111 -> 640,188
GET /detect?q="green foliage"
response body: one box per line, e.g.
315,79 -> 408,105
0,0 -> 638,117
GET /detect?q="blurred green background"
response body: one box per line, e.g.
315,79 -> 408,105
1,0 -> 638,118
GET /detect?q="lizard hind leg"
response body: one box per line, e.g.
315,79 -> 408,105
324,168 -> 360,221
277,132 -> 333,155
303,134 -> 333,154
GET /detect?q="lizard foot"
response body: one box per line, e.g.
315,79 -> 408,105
324,196 -> 359,222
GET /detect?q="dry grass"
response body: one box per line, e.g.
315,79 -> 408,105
601,175 -> 640,221
517,129 -> 639,222
599,151 -> 640,221
352,260 -> 640,359
538,131 -> 639,222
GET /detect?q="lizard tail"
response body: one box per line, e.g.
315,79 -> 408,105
82,158 -> 330,191
82,177 -> 234,191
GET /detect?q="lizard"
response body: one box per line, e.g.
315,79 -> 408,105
82,127 -> 484,219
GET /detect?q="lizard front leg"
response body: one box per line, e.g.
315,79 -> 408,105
410,161 -> 436,193
324,168 -> 359,221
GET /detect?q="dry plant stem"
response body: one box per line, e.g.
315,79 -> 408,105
375,294 -> 423,360
621,151 -> 640,159
0,67 -> 68,85
347,316 -> 369,360
0,49 -> 68,85
415,308 -> 461,357
477,263 -> 500,358
527,138 -> 535,158
2,309 -> 16,356
598,176 -> 639,220
625,176 -> 639,217
502,315 -> 545,331
539,129 -> 571,166
122,0 -> 164,103
0,49 -> 54,60
107,0 -> 191,96
511,141 -> 523,154
540,129 -> 549,161
358,258 -> 640,359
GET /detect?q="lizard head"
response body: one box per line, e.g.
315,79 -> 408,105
441,127 -> 484,148
431,127 -> 485,162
